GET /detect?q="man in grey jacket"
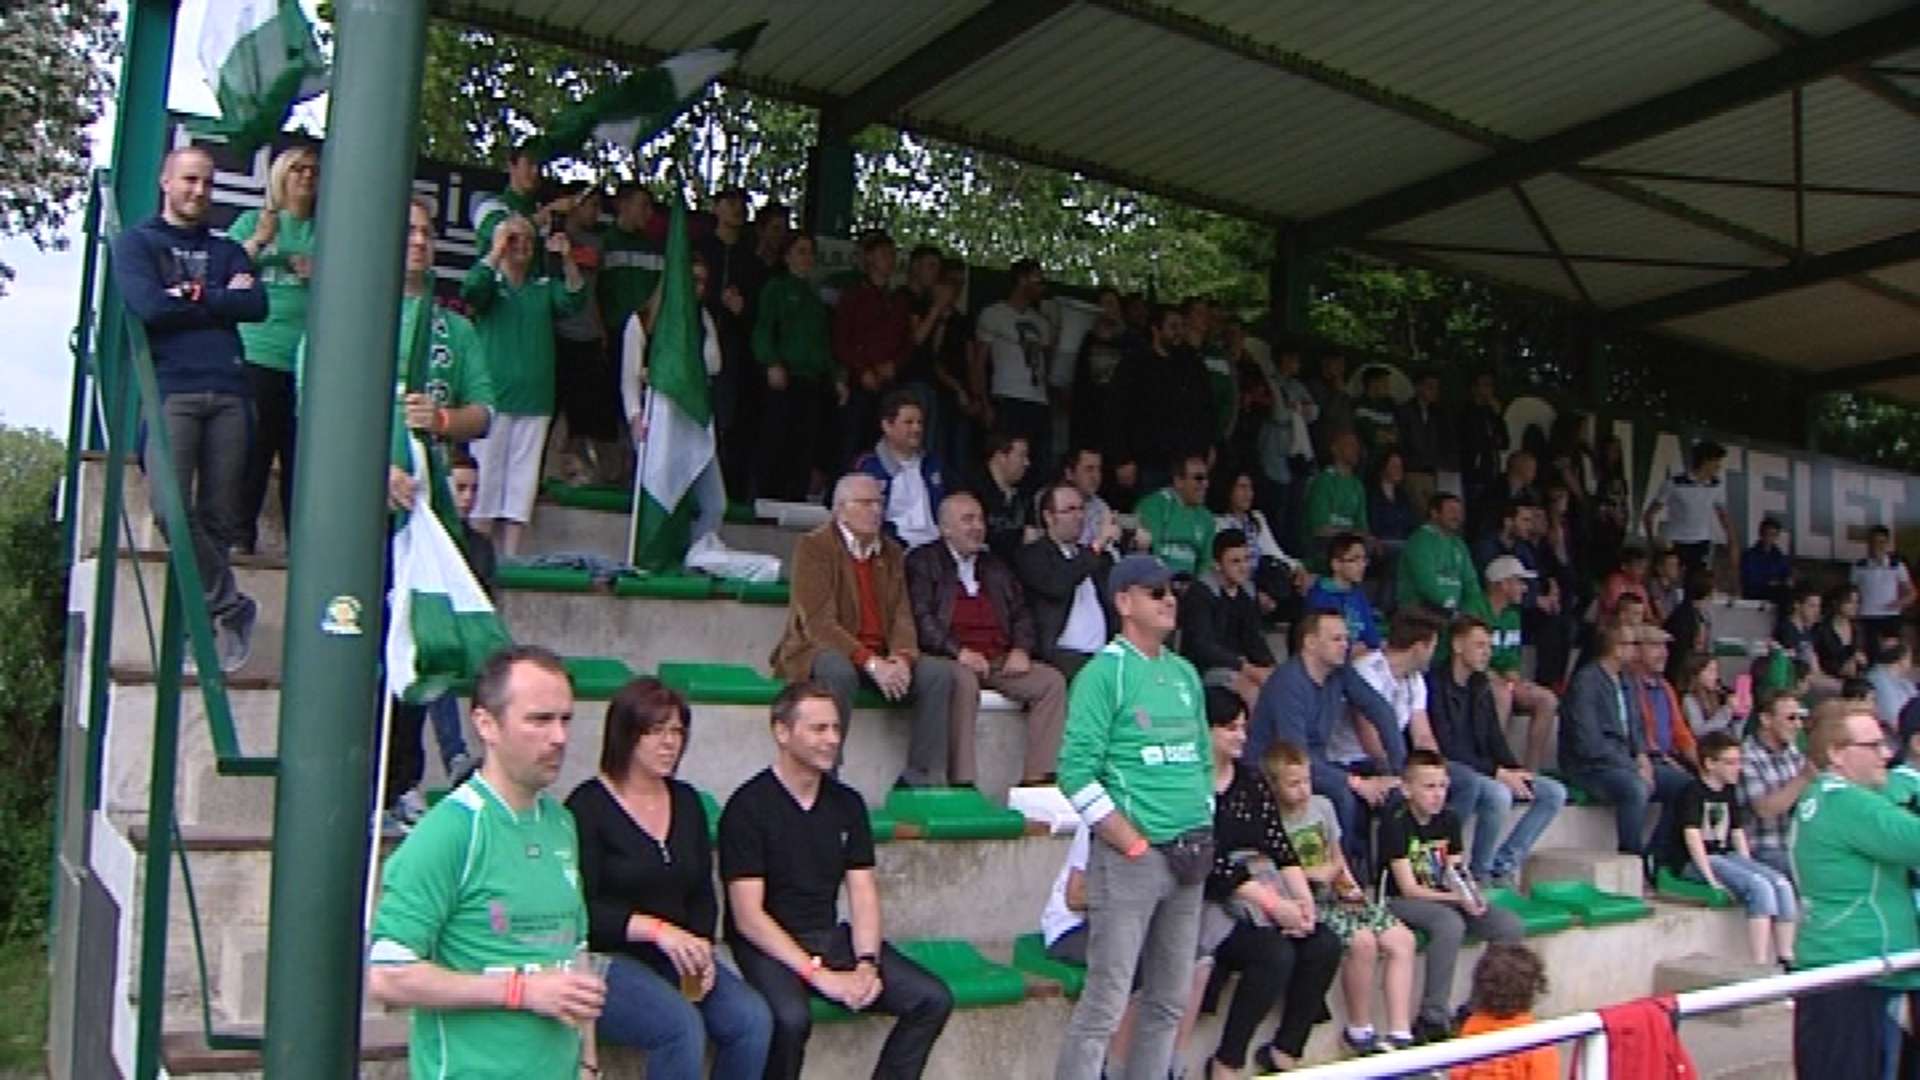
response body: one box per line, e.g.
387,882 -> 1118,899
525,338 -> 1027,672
1557,625 -> 1655,855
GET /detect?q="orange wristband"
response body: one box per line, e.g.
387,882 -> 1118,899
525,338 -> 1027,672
434,407 -> 450,437
1124,837 -> 1150,860
504,970 -> 524,1011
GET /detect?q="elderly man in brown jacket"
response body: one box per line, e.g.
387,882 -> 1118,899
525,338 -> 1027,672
770,473 -> 962,788
906,492 -> 1067,788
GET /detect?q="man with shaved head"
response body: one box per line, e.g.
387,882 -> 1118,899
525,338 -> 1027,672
770,473 -> 960,788
906,492 -> 1067,787
112,145 -> 266,673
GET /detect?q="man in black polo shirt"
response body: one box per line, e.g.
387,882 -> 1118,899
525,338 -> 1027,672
719,680 -> 953,1079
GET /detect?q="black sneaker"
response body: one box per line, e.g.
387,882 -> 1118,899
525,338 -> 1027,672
1413,1017 -> 1456,1045
1341,1028 -> 1383,1055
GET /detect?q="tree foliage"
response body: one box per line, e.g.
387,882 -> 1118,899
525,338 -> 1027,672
0,425 -> 68,940
0,1 -> 118,296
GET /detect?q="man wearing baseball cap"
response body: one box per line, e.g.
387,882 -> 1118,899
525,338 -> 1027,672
1055,554 -> 1213,1080
1482,554 -> 1561,771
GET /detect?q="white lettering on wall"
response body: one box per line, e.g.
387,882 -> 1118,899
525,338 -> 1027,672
1745,451 -> 1790,548
1793,462 -> 1833,561
1832,471 -> 1870,562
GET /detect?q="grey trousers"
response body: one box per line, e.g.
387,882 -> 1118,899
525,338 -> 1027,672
810,650 -> 958,784
1387,895 -> 1523,1027
147,391 -> 250,621
1054,841 -> 1203,1080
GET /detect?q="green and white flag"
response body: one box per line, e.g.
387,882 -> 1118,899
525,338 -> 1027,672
387,435 -> 512,704
539,22 -> 766,160
630,199 -> 714,572
190,0 -> 329,158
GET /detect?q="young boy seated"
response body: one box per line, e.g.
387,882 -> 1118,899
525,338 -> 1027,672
1449,943 -> 1556,1080
1264,742 -> 1418,1055
1379,749 -> 1523,1044
1663,730 -> 1797,967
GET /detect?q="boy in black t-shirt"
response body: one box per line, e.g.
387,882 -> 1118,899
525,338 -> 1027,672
718,681 -> 953,1079
1379,749 -> 1522,1044
1663,730 -> 1797,967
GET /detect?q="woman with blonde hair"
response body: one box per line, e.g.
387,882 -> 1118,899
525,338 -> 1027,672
228,144 -> 318,553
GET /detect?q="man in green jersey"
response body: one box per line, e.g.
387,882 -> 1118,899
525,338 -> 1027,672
1396,493 -> 1483,617
1055,554 -> 1214,1080
1301,428 -> 1370,567
369,645 -> 605,1079
473,141 -> 545,255
1791,702 -> 1920,1078
1133,453 -> 1216,577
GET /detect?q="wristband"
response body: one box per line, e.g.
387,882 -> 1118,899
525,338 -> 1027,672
639,915 -> 662,943
1123,837 -> 1150,861
434,407 -> 449,437
504,970 -> 525,1011
802,955 -> 825,985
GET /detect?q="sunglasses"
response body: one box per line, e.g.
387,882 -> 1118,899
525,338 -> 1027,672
1131,585 -> 1172,601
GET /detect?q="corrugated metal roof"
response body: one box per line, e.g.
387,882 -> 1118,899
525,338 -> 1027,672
436,0 -> 1920,401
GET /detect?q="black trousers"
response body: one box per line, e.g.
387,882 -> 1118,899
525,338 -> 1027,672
381,699 -> 428,810
239,364 -> 296,552
1210,922 -> 1342,1067
1794,981 -> 1906,1080
756,375 -> 827,502
733,923 -> 954,1080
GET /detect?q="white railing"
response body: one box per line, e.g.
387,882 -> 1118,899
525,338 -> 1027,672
1284,949 -> 1920,1079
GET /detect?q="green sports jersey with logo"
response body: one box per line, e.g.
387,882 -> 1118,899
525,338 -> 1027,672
227,209 -> 316,370
370,776 -> 587,1079
1058,636 -> 1213,843
1487,603 -> 1524,675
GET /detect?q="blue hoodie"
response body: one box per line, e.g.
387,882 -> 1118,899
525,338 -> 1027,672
112,215 -> 266,397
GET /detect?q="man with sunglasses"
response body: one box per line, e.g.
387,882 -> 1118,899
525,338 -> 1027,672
1791,702 -> 1920,1078
1740,689 -> 1814,882
1055,554 -> 1213,1080
1134,453 -> 1216,578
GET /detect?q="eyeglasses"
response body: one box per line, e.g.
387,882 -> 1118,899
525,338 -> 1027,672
1131,585 -> 1172,601
1185,473 -> 1209,483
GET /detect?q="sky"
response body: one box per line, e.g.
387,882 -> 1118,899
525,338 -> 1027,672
0,0 -> 325,439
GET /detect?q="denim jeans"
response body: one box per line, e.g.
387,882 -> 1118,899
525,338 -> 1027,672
1683,856 -> 1797,919
1570,765 -> 1651,854
425,694 -> 468,772
1055,840 -> 1204,1080
597,953 -> 772,1080
691,453 -> 728,545
148,391 -> 251,621
1445,764 -> 1567,880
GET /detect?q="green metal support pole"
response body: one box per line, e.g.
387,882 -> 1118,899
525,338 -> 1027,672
1585,321 -> 1610,440
132,576 -> 188,1080
261,3 -> 427,1076
805,119 -> 857,241
1267,227 -> 1312,344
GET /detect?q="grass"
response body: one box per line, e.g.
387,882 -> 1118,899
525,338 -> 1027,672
0,935 -> 47,1077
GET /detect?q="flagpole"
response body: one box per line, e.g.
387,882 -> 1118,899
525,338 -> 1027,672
362,690 -> 396,936
627,387 -> 656,565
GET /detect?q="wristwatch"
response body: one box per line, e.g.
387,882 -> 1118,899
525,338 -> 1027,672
856,953 -> 880,969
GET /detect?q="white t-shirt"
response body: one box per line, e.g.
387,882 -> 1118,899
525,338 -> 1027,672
977,302 -> 1053,405
1327,651 -> 1426,764
1040,824 -> 1092,946
1853,554 -> 1912,619
1653,470 -> 1726,544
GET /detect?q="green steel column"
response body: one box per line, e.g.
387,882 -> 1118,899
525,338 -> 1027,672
805,119 -> 857,240
261,3 -> 427,1077
1267,227 -> 1312,343
1585,321 -> 1609,437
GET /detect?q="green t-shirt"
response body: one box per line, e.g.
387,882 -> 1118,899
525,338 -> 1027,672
1135,488 -> 1216,577
227,208 -> 315,370
1056,636 -> 1213,844
598,224 -> 664,338
369,776 -> 588,1079
1488,602 -> 1524,675
1301,469 -> 1368,552
461,262 -> 586,415
753,274 -> 834,380
1395,523 -> 1483,614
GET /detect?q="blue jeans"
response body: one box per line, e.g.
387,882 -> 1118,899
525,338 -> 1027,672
1445,764 -> 1567,880
691,454 -> 727,544
1684,856 -> 1797,919
426,694 -> 468,771
597,953 -> 772,1080
1570,766 -> 1651,854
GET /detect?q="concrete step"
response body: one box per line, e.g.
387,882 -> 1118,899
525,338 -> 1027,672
1527,850 -> 1647,897
1654,953 -> 1790,1028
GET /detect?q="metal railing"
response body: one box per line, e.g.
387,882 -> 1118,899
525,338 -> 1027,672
1286,948 -> 1920,1078
66,168 -> 281,1078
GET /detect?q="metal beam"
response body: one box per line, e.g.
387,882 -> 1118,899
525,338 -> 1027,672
1292,4 -> 1920,252
1612,229 -> 1920,323
1373,240 -> 1760,273
1804,352 -> 1920,393
1700,0 -> 1920,123
1572,166 -> 1920,202
825,0 -> 1073,138
261,2 -> 427,1077
1511,184 -> 1592,307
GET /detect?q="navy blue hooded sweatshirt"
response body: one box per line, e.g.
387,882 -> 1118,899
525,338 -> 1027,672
112,215 -> 266,396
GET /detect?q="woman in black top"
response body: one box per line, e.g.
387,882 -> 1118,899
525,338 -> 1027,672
1812,584 -> 1868,680
567,678 -> 771,1079
1198,689 -> 1341,1076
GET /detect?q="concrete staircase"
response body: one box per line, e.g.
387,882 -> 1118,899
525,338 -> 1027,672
75,455 -> 1785,1078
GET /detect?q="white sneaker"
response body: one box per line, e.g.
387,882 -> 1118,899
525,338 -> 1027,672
397,788 -> 428,825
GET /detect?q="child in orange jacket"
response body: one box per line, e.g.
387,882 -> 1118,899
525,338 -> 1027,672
1451,943 -> 1558,1080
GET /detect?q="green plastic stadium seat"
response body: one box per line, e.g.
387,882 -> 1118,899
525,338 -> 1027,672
1012,932 -> 1085,997
896,939 -> 1028,1010
1486,886 -> 1576,936
1529,880 -> 1652,926
563,656 -> 637,700
1542,770 -> 1598,806
657,662 -> 784,705
883,788 -> 1027,840
868,809 -> 898,842
542,480 -> 633,513
722,579 -> 792,605
697,788 -> 722,843
1654,867 -> 1735,908
612,573 -> 717,600
724,501 -> 761,524
494,564 -> 596,593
